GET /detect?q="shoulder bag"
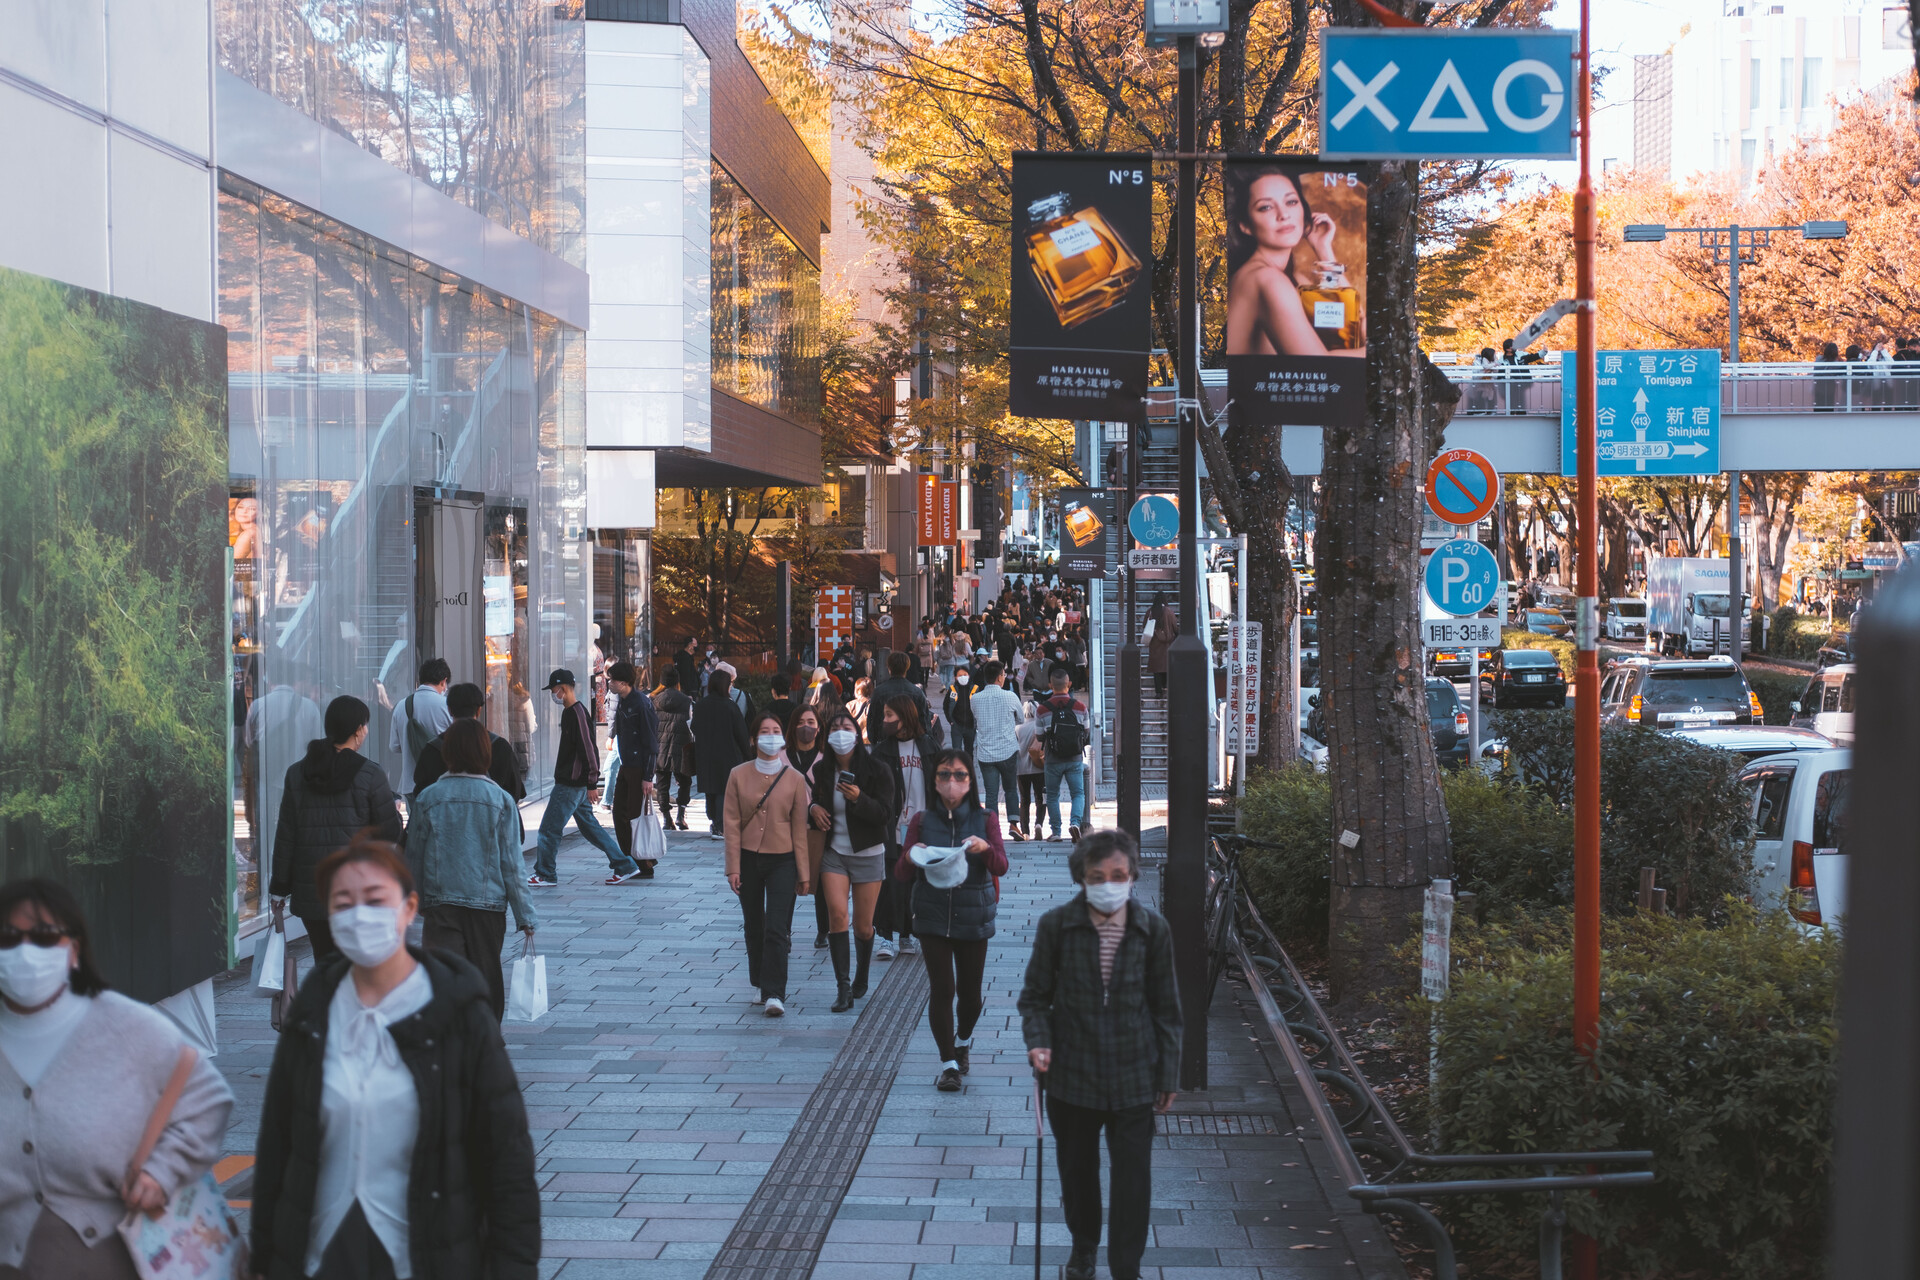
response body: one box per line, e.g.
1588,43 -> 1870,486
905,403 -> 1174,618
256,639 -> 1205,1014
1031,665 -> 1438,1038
119,1046 -> 250,1280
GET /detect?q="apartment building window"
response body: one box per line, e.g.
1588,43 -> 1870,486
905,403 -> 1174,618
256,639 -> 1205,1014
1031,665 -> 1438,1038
1749,59 -> 1761,109
1779,58 -> 1792,112
1802,58 -> 1822,110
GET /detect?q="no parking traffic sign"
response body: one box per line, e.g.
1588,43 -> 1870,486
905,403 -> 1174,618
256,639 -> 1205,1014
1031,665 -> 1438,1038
1424,448 -> 1499,526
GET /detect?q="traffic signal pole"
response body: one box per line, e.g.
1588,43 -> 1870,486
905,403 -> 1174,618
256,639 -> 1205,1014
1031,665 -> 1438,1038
1166,32 -> 1211,1091
1572,0 -> 1601,1275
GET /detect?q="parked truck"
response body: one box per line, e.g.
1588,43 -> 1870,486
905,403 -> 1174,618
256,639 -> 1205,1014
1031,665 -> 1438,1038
1645,557 -> 1751,656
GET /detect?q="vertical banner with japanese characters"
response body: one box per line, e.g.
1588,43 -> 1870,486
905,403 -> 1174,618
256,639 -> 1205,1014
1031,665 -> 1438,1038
1009,153 -> 1153,420
1223,158 -> 1368,428
1055,488 -> 1113,580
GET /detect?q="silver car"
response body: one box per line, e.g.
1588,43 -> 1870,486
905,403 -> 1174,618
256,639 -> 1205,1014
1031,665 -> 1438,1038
1667,724 -> 1834,766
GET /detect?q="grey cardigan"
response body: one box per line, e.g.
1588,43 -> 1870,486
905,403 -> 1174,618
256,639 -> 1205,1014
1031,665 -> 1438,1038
0,991 -> 233,1267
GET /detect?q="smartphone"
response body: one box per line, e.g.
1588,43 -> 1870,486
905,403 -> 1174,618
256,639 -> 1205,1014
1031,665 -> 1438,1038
838,771 -> 856,786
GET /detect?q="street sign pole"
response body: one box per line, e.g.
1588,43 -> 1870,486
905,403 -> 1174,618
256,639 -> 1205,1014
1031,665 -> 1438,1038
1167,30 -> 1212,1093
1119,422 -> 1142,840
1469,645 -> 1479,763
1572,0 -> 1601,1275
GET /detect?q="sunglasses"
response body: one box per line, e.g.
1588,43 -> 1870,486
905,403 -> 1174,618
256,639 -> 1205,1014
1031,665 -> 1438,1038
0,926 -> 69,950
934,770 -> 972,781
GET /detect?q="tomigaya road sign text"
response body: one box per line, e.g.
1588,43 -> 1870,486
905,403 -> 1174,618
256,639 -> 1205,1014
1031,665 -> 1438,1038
1319,29 -> 1577,161
1424,539 -> 1500,617
1562,349 -> 1720,477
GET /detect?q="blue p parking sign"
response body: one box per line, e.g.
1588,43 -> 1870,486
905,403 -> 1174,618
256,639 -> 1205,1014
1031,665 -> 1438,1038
1424,539 -> 1499,617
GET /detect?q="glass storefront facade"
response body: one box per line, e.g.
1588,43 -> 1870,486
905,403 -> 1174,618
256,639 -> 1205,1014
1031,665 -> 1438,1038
215,0 -> 586,266
710,166 -> 822,429
220,178 -> 588,929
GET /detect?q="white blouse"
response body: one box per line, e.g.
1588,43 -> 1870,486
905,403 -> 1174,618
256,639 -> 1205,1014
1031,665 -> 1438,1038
307,963 -> 432,1278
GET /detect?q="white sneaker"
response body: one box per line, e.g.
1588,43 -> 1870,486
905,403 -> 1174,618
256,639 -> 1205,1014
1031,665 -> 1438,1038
875,937 -> 897,961
763,997 -> 785,1018
900,936 -> 919,955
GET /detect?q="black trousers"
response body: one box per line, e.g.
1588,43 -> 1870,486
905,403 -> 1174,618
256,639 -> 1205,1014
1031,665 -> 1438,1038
611,767 -> 653,861
738,850 -> 797,999
655,766 -> 691,810
1047,1095 -> 1155,1277
916,935 -> 988,1061
315,1202 -> 398,1280
423,903 -> 509,1019
1016,775 -> 1044,831
299,913 -> 338,964
876,848 -> 914,939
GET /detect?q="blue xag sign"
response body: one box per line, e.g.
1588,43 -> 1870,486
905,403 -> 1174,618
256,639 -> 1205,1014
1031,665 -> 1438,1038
1560,349 -> 1721,477
1319,29 -> 1577,160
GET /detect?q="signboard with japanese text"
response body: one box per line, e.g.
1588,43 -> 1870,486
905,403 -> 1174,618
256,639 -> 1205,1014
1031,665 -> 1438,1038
1421,878 -> 1455,1000
1056,487 -> 1112,579
1010,152 -> 1153,420
1560,349 -> 1720,477
1225,621 -> 1262,754
1129,548 -> 1179,570
1224,157 -> 1368,429
917,474 -> 940,546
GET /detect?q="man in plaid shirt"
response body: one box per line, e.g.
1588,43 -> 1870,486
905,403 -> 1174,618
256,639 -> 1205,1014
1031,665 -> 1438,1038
1018,829 -> 1182,1280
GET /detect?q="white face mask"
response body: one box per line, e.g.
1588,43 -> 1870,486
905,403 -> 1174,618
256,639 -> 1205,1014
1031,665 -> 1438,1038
828,729 -> 858,755
757,733 -> 787,757
955,672 -> 969,685
0,943 -> 72,1008
1084,881 -> 1133,914
329,904 -> 405,968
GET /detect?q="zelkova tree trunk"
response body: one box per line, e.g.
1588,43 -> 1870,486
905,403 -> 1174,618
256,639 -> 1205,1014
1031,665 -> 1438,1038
1204,418 -> 1298,772
1320,159 -> 1461,1007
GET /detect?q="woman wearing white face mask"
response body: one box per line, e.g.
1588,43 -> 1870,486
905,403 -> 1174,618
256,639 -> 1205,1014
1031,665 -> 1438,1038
723,713 -> 814,1016
0,879 -> 233,1280
807,712 -> 896,1013
250,837 -> 539,1280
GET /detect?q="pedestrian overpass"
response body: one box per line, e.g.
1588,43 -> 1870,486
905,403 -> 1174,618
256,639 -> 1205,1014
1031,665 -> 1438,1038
1152,363 -> 1920,474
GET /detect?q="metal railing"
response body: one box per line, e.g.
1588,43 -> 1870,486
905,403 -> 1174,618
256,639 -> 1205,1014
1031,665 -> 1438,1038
1440,361 -> 1916,415
1211,835 -> 1654,1279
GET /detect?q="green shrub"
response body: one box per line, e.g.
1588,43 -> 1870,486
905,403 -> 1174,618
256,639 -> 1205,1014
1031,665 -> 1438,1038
1440,767 -> 1575,910
1490,710 -> 1755,916
1768,607 -> 1834,662
1500,627 -> 1574,677
1404,905 -> 1837,1279
1237,766 -> 1332,953
1747,669 -> 1804,726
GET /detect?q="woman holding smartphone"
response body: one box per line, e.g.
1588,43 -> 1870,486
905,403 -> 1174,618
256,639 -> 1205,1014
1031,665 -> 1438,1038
807,711 -> 896,1012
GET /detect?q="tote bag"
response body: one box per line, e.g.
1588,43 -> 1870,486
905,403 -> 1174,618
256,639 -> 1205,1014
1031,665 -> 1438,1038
508,936 -> 549,1021
119,1047 -> 250,1280
629,792 -> 668,862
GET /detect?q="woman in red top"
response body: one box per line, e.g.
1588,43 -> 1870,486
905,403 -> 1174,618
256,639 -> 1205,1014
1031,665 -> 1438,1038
895,750 -> 1008,1091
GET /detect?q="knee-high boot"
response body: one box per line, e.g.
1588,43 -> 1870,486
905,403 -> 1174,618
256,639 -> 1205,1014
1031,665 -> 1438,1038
829,932 -> 854,1012
851,933 -> 874,999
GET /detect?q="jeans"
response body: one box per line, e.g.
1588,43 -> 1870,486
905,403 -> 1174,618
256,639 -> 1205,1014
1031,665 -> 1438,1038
603,746 -> 621,800
1044,759 -> 1087,834
738,850 -> 797,999
977,754 -> 1020,829
535,782 -> 636,880
1017,774 -> 1044,831
950,721 -> 975,758
1047,1096 -> 1155,1278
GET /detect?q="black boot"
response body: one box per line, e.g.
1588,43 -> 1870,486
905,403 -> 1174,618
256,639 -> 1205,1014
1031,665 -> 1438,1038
675,804 -> 687,830
850,933 -> 873,998
1064,1243 -> 1098,1280
829,932 -> 854,1012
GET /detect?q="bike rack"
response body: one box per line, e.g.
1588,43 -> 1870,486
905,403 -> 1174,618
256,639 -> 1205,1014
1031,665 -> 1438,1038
1222,851 -> 1654,1279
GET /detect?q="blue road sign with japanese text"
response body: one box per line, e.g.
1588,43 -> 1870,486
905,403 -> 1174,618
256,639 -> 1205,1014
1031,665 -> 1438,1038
1318,29 -> 1577,160
1560,349 -> 1721,477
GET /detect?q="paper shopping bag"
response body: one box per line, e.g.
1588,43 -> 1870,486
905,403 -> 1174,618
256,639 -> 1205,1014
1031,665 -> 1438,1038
508,940 -> 549,1022
251,922 -> 285,996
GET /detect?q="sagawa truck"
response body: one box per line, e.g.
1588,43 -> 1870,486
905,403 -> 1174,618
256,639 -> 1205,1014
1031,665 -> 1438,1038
1645,558 -> 1751,656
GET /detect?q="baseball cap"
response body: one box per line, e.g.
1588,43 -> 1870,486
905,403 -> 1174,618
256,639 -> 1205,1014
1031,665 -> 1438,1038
542,668 -> 576,690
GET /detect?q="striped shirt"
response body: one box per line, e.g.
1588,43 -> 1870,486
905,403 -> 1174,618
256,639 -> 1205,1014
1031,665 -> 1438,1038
1092,903 -> 1128,992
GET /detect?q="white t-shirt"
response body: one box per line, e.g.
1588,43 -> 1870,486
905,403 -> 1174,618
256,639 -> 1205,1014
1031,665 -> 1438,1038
896,742 -> 927,843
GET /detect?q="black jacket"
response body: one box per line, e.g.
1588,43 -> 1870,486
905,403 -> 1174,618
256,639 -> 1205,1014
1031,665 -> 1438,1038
807,746 -> 896,855
691,692 -> 750,795
270,741 -> 403,918
652,688 -> 693,775
613,689 -> 659,770
251,949 -> 540,1280
552,700 -> 601,789
414,726 -> 526,804
869,676 -> 932,738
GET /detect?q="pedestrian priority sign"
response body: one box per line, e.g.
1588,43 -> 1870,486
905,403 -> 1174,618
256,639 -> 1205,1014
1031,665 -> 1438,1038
1562,349 -> 1720,478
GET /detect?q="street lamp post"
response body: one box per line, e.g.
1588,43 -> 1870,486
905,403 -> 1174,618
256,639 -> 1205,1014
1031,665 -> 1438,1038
1621,219 -> 1848,660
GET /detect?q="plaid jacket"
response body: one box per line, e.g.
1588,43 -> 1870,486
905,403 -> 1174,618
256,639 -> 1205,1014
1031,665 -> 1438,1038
1018,894 -> 1183,1111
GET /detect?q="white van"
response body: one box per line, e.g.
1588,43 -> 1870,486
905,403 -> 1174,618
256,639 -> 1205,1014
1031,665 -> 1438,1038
1739,747 -> 1850,929
1788,663 -> 1856,746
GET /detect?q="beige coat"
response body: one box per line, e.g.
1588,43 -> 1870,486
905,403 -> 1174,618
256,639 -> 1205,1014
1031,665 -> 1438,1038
723,759 -> 814,876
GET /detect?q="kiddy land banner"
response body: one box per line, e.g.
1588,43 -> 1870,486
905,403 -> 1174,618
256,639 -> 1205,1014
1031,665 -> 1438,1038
1224,158 -> 1368,428
1009,153 -> 1153,421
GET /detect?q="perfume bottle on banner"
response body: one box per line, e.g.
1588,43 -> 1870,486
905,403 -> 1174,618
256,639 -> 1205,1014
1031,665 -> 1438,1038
1299,261 -> 1362,349
1024,193 -> 1143,329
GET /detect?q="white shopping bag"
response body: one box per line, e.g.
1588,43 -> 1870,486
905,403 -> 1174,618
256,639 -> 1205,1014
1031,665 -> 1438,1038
252,903 -> 287,995
507,937 -> 548,1022
630,792 -> 667,862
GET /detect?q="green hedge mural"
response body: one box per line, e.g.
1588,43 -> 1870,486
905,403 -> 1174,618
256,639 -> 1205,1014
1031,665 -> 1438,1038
0,265 -> 229,1000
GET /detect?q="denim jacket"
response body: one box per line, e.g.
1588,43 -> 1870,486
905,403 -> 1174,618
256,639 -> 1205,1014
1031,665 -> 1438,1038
409,774 -> 538,932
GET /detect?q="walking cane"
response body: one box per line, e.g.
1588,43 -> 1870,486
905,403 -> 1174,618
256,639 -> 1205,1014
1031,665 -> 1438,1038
1033,1067 -> 1046,1280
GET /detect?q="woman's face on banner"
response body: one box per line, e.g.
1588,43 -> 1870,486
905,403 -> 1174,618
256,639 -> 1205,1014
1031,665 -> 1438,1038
1240,174 -> 1305,253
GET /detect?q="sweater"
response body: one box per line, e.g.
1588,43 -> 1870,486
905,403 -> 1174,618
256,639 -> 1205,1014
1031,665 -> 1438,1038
0,991 -> 234,1268
552,699 -> 601,789
722,760 -> 814,874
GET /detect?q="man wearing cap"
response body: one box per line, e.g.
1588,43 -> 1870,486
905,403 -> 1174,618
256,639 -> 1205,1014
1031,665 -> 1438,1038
530,668 -> 644,887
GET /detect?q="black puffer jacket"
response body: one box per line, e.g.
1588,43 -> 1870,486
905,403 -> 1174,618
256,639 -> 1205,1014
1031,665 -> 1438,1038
807,746 -> 896,855
251,948 -> 540,1280
269,741 -> 403,917
691,692 -> 750,795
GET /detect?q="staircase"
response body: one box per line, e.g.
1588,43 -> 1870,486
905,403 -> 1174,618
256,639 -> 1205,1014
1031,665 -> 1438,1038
1096,433 -> 1180,800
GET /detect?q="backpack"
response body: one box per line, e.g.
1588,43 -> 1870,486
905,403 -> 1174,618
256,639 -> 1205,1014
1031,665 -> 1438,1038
402,693 -> 433,762
1044,699 -> 1087,760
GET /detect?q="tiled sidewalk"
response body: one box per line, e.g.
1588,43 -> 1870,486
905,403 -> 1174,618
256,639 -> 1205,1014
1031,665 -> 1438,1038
210,806 -> 1405,1279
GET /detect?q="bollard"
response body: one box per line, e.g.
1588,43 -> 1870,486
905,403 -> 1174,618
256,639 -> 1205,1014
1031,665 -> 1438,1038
1831,560 -> 1920,1274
